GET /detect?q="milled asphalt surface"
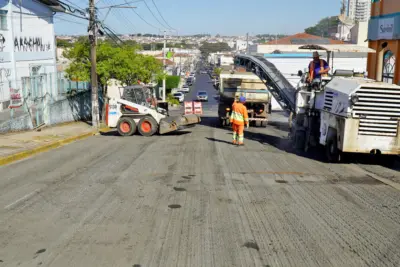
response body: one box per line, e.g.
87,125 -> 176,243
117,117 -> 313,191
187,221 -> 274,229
1,73 -> 400,267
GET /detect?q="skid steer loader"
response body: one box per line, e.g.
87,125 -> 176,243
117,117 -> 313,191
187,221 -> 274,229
106,85 -> 201,136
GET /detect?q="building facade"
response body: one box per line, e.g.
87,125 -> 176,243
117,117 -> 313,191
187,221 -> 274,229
0,0 -> 58,110
367,0 -> 400,85
347,0 -> 371,22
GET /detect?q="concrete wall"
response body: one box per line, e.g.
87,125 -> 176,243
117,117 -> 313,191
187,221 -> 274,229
48,91 -> 103,125
0,112 -> 33,133
351,21 -> 369,46
0,91 -> 104,133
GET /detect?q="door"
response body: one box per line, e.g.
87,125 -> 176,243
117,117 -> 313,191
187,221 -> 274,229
382,50 -> 396,84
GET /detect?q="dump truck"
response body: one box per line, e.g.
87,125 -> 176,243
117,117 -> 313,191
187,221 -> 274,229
218,70 -> 272,127
106,85 -> 200,136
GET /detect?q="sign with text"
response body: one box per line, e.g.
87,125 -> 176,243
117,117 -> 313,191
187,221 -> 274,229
378,17 -> 395,39
9,88 -> 23,108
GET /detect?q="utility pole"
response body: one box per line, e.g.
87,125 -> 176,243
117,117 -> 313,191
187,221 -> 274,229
89,0 -> 99,128
162,30 -> 166,102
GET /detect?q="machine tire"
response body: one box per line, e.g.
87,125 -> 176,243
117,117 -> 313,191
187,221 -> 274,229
255,120 -> 262,127
261,120 -> 268,127
117,117 -> 137,136
326,136 -> 340,163
138,116 -> 158,137
294,130 -> 306,150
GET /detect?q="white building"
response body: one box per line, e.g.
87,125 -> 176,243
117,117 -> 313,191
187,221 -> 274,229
347,0 -> 371,22
0,0 -> 61,110
235,40 -> 253,52
350,21 -> 369,47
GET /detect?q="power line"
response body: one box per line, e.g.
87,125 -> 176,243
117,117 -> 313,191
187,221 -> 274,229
142,0 -> 168,29
99,0 -> 131,33
124,0 -> 160,30
55,16 -> 87,25
63,0 -> 85,10
103,0 -> 137,33
150,0 -> 175,30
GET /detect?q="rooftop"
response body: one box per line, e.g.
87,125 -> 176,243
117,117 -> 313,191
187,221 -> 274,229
37,0 -> 66,12
265,33 -> 345,45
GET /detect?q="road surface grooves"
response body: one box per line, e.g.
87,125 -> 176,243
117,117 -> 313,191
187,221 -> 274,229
0,74 -> 399,266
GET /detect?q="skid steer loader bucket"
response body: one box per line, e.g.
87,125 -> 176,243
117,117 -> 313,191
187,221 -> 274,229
159,114 -> 201,135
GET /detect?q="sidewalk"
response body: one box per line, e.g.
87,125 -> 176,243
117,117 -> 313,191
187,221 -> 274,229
0,122 -> 98,164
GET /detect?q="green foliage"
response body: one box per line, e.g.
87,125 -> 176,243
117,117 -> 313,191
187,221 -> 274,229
56,39 -> 73,48
305,16 -> 339,37
167,93 -> 180,105
213,67 -> 222,76
199,42 -> 231,56
63,39 -> 162,88
158,75 -> 180,92
141,42 -> 195,51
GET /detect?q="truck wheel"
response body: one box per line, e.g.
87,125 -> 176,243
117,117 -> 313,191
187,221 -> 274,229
138,116 -> 158,137
117,117 -> 137,136
326,136 -> 340,163
219,118 -> 225,127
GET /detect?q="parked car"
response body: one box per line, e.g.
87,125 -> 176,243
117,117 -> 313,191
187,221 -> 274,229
179,85 -> 190,93
200,70 -> 207,74
196,91 -> 208,102
186,77 -> 194,86
173,92 -> 184,103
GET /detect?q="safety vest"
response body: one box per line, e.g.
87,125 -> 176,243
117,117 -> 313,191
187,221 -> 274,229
230,102 -> 249,126
309,59 -> 328,81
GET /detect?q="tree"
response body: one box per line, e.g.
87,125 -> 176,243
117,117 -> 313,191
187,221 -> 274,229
158,75 -> 180,93
213,67 -> 222,76
56,39 -> 73,48
305,16 -> 339,38
199,42 -> 231,56
63,39 -> 162,120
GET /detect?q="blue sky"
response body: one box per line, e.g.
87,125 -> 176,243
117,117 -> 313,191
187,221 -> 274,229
54,0 -> 341,36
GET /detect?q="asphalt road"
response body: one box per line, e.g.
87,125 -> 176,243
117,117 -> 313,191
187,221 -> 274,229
1,74 -> 400,267
183,73 -> 219,115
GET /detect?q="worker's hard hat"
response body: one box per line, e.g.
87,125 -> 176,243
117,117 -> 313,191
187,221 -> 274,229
313,51 -> 320,57
239,96 -> 246,103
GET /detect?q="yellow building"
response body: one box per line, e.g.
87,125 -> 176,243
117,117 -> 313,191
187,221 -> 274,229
367,0 -> 400,85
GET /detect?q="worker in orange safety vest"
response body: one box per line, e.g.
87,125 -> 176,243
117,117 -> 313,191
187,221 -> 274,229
308,51 -> 330,82
230,96 -> 249,145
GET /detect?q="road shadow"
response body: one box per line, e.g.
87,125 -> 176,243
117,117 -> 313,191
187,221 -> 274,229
205,137 -> 233,145
161,130 -> 192,136
267,120 -> 291,132
199,116 -> 221,128
100,130 -> 119,136
100,130 -> 192,137
243,129 -> 400,170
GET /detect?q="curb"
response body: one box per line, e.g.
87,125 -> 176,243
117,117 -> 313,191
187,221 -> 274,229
0,127 -> 112,166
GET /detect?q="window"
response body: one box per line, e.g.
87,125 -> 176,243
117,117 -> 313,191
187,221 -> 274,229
382,50 -> 396,84
0,10 -> 7,31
